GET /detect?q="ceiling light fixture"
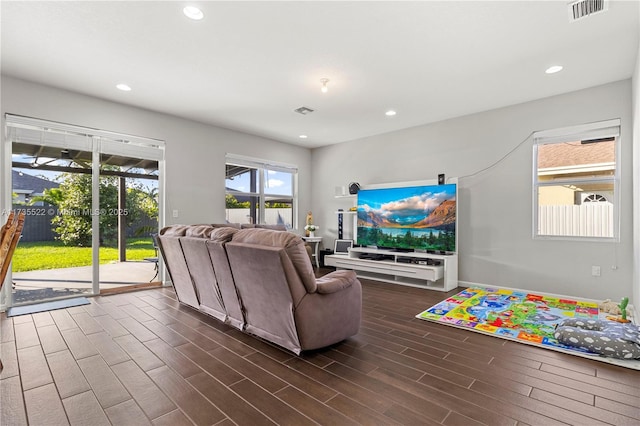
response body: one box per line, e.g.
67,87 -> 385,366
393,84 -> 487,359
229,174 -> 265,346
320,78 -> 330,93
183,6 -> 204,20
545,65 -> 563,74
299,135 -> 308,139
116,83 -> 132,91
385,110 -> 397,116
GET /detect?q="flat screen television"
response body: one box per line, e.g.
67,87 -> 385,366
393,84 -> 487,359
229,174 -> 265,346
356,183 -> 457,253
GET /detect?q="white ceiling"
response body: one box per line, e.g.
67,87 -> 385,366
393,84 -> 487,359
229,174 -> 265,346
1,1 -> 638,148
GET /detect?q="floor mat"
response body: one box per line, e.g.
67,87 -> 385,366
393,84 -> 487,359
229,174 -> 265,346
416,286 -> 640,370
7,297 -> 90,317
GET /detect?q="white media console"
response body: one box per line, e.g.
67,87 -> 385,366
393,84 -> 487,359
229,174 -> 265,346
324,246 -> 458,292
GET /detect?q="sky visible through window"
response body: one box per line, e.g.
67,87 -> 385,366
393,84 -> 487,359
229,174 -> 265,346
226,169 -> 292,196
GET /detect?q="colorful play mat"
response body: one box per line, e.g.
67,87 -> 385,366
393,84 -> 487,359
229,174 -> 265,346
416,286 -> 640,370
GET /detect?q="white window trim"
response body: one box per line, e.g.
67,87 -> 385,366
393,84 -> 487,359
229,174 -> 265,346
532,119 -> 621,242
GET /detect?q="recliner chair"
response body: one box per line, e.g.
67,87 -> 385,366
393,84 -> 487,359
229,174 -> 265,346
225,228 -> 361,354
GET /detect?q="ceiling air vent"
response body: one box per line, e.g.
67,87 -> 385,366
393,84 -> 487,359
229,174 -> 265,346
568,0 -> 608,22
294,106 -> 314,115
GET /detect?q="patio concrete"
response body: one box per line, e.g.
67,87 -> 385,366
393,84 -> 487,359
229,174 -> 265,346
11,261 -> 161,304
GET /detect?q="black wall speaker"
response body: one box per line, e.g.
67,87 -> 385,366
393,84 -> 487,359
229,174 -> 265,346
348,182 -> 360,194
438,174 -> 445,185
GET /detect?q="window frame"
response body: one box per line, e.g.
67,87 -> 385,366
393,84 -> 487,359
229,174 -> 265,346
532,119 -> 621,242
225,154 -> 298,229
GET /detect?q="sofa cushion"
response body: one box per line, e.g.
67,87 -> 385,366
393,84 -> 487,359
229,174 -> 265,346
209,226 -> 238,243
160,224 -> 191,237
180,233 -> 227,322
316,270 -> 357,294
231,228 -> 317,293
214,223 -> 242,229
185,224 -> 215,239
206,228 -> 244,330
157,225 -> 199,308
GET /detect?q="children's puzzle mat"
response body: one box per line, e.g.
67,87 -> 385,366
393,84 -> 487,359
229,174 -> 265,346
416,286 -> 640,370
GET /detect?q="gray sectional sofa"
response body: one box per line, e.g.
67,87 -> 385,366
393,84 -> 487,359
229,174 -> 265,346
157,224 -> 362,354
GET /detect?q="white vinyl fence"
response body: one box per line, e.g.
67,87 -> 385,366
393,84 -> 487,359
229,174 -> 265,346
225,208 -> 292,228
538,203 -> 613,237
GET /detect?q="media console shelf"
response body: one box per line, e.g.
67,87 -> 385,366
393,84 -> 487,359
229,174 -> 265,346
334,194 -> 357,240
324,247 -> 458,292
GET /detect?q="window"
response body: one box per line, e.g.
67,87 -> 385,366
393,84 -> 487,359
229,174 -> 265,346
533,119 -> 620,240
225,154 -> 297,228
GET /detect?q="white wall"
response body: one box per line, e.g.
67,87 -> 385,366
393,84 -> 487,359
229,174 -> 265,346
1,75 -> 312,229
3,75 -> 635,303
313,80 -> 633,301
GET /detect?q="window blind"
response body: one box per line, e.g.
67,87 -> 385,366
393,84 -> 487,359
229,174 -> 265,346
6,114 -> 164,160
225,153 -> 298,173
533,118 -> 620,145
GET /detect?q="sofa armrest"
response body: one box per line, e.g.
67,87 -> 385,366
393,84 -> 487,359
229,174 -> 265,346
315,270 -> 358,294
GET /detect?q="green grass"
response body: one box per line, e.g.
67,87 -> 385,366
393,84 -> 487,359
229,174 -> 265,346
13,238 -> 157,272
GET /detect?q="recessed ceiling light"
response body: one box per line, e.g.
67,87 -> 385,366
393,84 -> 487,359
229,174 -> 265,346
183,6 -> 204,20
116,83 -> 132,91
385,110 -> 397,116
299,135 -> 308,139
545,65 -> 563,74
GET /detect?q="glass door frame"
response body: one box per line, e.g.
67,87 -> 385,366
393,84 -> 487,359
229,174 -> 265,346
91,137 -> 100,295
2,115 -> 165,309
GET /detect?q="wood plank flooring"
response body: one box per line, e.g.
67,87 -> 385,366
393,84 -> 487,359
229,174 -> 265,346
1,273 -> 640,425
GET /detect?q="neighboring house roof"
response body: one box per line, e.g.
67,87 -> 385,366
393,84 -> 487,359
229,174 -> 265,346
538,140 -> 615,169
12,170 -> 59,195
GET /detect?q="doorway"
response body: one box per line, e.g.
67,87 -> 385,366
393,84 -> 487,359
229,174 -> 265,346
4,115 -> 165,307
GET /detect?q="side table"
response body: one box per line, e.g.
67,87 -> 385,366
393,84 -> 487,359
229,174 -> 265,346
301,236 -> 322,268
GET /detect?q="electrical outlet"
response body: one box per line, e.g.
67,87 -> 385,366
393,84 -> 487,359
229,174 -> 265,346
591,265 -> 601,277
172,209 -> 179,218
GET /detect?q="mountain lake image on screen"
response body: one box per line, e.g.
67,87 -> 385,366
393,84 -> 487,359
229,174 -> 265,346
356,183 -> 456,252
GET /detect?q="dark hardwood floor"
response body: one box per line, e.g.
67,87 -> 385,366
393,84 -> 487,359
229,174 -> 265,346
1,273 -> 639,425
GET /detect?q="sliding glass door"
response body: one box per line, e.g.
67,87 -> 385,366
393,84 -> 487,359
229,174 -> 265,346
10,141 -> 96,304
4,115 -> 164,307
97,148 -> 160,295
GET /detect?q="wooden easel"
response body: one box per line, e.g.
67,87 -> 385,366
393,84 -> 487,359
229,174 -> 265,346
0,210 -> 25,287
0,210 -> 25,372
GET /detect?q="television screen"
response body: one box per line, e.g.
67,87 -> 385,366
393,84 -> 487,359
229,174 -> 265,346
357,183 -> 456,252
